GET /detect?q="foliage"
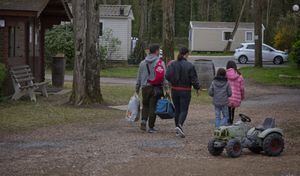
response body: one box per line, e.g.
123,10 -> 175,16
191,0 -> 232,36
273,13 -> 298,51
0,63 -> 6,98
289,40 -> 300,68
240,66 -> 300,87
45,24 -> 75,69
100,28 -> 122,66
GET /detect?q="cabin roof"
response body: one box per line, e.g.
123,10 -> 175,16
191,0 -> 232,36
0,0 -> 72,18
99,5 -> 132,18
190,21 -> 255,29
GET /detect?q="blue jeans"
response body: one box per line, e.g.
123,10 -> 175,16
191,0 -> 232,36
214,105 -> 229,128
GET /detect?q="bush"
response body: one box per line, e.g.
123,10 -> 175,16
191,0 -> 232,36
289,40 -> 300,68
0,63 -> 6,98
100,28 -> 122,67
273,13 -> 298,51
45,24 -> 75,69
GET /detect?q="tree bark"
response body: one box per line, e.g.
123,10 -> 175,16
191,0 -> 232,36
162,0 -> 175,62
254,0 -> 264,67
224,0 -> 247,52
133,0 -> 146,63
70,0 -> 103,105
206,0 -> 210,21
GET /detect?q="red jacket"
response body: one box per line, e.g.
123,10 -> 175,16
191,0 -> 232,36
226,68 -> 245,108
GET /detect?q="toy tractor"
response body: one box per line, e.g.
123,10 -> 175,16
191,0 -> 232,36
208,114 -> 284,158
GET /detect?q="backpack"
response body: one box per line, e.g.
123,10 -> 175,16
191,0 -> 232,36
146,58 -> 165,86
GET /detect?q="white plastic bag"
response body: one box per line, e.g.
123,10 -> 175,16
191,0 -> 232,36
125,93 -> 140,122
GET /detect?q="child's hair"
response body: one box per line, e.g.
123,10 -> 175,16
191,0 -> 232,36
226,60 -> 241,75
177,47 -> 189,60
216,68 -> 226,77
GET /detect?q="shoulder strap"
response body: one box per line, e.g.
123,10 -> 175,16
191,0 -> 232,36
146,63 -> 150,75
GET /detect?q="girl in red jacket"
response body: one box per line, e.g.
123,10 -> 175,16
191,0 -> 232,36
226,61 -> 245,124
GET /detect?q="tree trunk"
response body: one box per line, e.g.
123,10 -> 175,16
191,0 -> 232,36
70,0 -> 103,105
224,0 -> 247,52
133,0 -> 146,63
254,0 -> 264,68
206,0 -> 210,21
162,0 -> 175,62
147,0 -> 154,44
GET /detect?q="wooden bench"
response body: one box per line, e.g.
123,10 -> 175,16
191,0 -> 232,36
10,65 -> 49,102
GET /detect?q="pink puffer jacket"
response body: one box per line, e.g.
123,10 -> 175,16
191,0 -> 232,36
226,68 -> 245,108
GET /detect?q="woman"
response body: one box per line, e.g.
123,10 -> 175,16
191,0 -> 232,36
226,60 -> 245,124
166,47 -> 200,138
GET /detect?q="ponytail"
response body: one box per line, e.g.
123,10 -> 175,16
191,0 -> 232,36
177,47 -> 189,60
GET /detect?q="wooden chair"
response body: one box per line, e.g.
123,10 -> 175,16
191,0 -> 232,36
10,65 -> 49,102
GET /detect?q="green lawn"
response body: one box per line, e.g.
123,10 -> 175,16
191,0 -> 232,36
190,51 -> 233,56
240,66 -> 300,87
101,66 -> 138,78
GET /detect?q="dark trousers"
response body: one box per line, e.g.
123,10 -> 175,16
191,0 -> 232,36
142,86 -> 159,128
171,90 -> 191,127
228,107 -> 235,124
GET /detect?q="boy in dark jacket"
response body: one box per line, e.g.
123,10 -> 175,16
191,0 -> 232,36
208,68 -> 232,128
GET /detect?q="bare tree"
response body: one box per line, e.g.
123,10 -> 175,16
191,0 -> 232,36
224,0 -> 247,52
254,0 -> 264,67
162,0 -> 175,62
206,0 -> 210,21
70,0 -> 103,105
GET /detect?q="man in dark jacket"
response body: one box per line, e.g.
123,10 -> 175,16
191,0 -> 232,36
166,47 -> 200,138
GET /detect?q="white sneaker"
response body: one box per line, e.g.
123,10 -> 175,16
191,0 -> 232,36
175,127 -> 185,138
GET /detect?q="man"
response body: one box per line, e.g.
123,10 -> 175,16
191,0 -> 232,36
136,45 -> 166,133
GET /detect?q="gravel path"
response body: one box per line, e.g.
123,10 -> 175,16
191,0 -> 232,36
0,82 -> 300,176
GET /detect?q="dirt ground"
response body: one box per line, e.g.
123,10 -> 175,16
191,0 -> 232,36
0,81 -> 300,176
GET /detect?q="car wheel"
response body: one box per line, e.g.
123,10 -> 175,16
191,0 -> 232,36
273,56 -> 283,65
263,133 -> 284,156
238,55 -> 248,64
208,138 -> 224,156
226,139 -> 242,158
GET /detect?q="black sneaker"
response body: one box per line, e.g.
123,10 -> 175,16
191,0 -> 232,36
140,120 -> 147,131
175,126 -> 185,138
148,128 -> 157,133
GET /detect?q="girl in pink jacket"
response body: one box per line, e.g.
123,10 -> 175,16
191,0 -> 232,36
226,61 -> 245,124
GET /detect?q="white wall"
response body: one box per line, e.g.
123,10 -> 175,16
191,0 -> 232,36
100,17 -> 132,60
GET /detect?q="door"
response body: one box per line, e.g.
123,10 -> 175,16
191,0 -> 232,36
245,44 -> 255,61
6,20 -> 26,67
262,45 -> 274,62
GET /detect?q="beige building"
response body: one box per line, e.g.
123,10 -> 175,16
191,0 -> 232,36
189,21 -> 265,52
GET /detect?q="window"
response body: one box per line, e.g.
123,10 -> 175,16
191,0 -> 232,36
8,26 -> 16,57
246,44 -> 255,49
245,31 -> 253,41
223,32 -> 231,41
263,45 -> 273,51
99,22 -> 103,36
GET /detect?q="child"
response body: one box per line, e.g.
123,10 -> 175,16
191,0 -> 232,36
226,61 -> 245,125
209,68 -> 232,128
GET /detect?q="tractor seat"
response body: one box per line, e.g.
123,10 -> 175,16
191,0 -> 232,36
256,118 -> 275,131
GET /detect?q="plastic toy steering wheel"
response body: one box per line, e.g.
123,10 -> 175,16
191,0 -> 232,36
239,114 -> 251,122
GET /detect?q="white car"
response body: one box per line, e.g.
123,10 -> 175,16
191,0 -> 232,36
234,43 -> 288,65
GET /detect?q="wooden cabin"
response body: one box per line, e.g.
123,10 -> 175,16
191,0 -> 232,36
0,0 -> 72,83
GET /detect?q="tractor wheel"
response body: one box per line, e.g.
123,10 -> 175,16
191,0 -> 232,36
208,139 -> 224,156
263,133 -> 284,156
226,139 -> 242,158
248,146 -> 262,154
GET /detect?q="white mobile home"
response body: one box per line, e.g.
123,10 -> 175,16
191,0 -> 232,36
189,21 -> 265,52
99,5 -> 134,60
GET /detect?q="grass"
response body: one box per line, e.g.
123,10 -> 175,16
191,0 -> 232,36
101,66 -> 138,78
0,96 -> 123,134
240,66 -> 300,87
190,51 -> 233,56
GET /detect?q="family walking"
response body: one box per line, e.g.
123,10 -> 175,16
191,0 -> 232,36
135,45 -> 245,138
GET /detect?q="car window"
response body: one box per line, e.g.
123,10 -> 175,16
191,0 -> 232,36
237,45 -> 244,49
246,44 -> 255,49
263,46 -> 271,51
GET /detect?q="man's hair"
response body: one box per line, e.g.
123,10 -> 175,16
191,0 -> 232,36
216,68 -> 226,77
149,45 -> 160,54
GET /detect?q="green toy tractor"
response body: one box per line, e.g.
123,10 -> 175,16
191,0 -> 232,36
208,114 -> 284,158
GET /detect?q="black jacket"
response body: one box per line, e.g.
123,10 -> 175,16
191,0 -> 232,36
166,57 -> 200,90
